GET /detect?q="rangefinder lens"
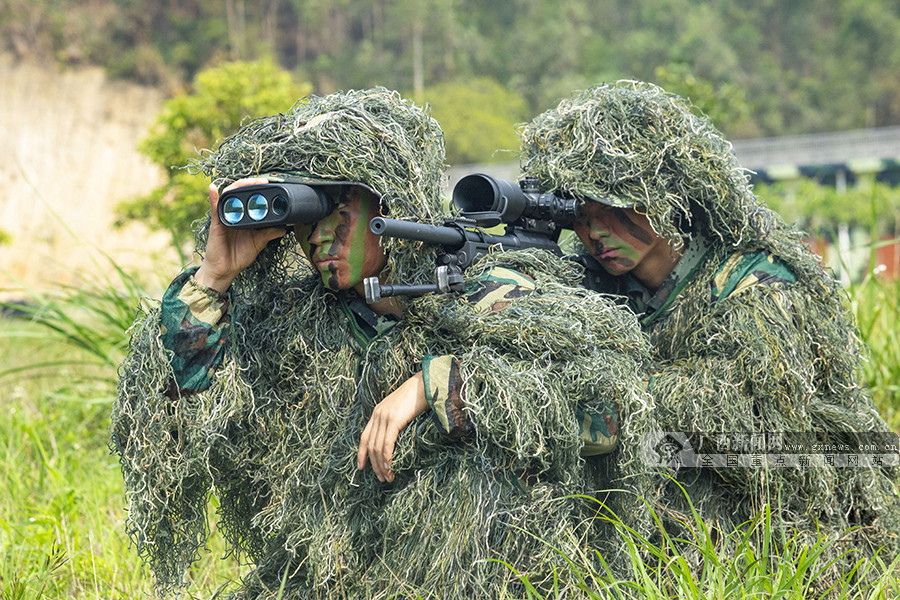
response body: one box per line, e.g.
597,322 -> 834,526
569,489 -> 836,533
247,194 -> 268,221
272,195 -> 288,216
222,197 -> 245,224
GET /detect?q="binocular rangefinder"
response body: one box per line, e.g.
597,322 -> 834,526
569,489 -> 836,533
217,179 -> 377,229
217,182 -> 336,228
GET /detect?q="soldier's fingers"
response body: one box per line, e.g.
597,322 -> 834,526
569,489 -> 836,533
381,426 -> 400,483
222,177 -> 268,193
370,415 -> 389,481
357,426 -> 371,471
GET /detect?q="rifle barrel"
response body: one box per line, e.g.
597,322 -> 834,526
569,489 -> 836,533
369,217 -> 466,246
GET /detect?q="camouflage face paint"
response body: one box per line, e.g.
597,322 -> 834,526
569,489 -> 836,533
298,186 -> 387,291
587,208 -> 652,269
572,201 -> 678,288
611,207 -> 654,245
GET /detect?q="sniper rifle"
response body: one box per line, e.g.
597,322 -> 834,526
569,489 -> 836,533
363,174 -> 610,303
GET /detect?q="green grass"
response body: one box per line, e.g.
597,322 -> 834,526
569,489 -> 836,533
501,494 -> 900,600
0,253 -> 247,598
0,319 -> 247,599
1,259 -> 898,599
849,274 -> 900,431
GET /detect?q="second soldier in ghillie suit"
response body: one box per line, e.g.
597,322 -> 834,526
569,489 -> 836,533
110,88 -> 652,599
520,80 -> 900,588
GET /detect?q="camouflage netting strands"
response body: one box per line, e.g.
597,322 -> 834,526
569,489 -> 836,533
519,80 -> 770,251
639,255 -> 900,589
520,81 -> 900,591
193,86 -> 448,293
196,87 -> 445,223
112,249 -> 655,599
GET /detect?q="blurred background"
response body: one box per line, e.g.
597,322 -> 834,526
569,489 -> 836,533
1,2 -> 900,597
2,0 -> 900,293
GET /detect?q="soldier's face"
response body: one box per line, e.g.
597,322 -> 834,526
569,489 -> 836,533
572,201 -> 671,281
297,186 -> 387,291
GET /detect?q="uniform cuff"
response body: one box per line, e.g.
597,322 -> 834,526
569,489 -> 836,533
177,273 -> 229,328
422,355 -> 471,436
576,403 -> 619,456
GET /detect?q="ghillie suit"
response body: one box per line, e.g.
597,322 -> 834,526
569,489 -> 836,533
110,88 -> 653,599
520,81 -> 900,587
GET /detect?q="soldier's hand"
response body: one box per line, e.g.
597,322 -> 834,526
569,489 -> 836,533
194,178 -> 287,293
357,372 -> 428,483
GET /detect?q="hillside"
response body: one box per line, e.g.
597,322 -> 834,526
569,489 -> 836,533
0,56 -> 175,297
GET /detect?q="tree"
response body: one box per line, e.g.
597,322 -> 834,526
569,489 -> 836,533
117,58 -> 312,246
654,63 -> 752,134
420,77 -> 528,165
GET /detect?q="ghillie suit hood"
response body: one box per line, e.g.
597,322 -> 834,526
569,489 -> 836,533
193,86 -> 448,299
111,87 -> 655,598
519,80 -> 769,252
521,81 -> 900,591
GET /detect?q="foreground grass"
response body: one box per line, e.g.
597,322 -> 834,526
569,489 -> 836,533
0,320 -> 247,599
505,500 -> 900,600
1,267 -> 898,598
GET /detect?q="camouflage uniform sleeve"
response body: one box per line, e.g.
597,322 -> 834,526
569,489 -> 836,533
575,403 -> 619,456
421,354 -> 470,436
421,266 -> 534,435
421,266 -> 619,454
160,268 -> 231,394
710,249 -> 797,303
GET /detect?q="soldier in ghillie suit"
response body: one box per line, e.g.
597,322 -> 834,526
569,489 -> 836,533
110,88 -> 652,599
520,80 -> 900,585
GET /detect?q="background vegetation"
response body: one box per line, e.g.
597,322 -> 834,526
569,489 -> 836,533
5,0 -> 900,145
10,0 -> 900,240
759,180 -> 900,236
115,58 -> 311,244
9,0 -> 900,241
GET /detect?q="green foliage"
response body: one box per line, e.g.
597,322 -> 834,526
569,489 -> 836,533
757,179 -> 900,235
0,228 -> 11,246
116,58 -> 311,245
654,63 -> 752,133
850,274 -> 900,431
7,1 -> 900,139
0,323 -> 243,599
420,78 -> 529,164
503,491 -> 900,599
0,253 -> 157,399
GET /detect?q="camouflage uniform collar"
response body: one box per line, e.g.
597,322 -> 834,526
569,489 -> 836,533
625,234 -> 712,324
340,289 -> 400,349
647,234 -> 711,311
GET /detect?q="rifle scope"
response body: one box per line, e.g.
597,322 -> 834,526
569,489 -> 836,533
451,174 -> 580,228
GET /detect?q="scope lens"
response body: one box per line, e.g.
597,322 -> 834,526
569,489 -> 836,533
222,197 -> 245,224
247,194 -> 269,220
272,195 -> 288,216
